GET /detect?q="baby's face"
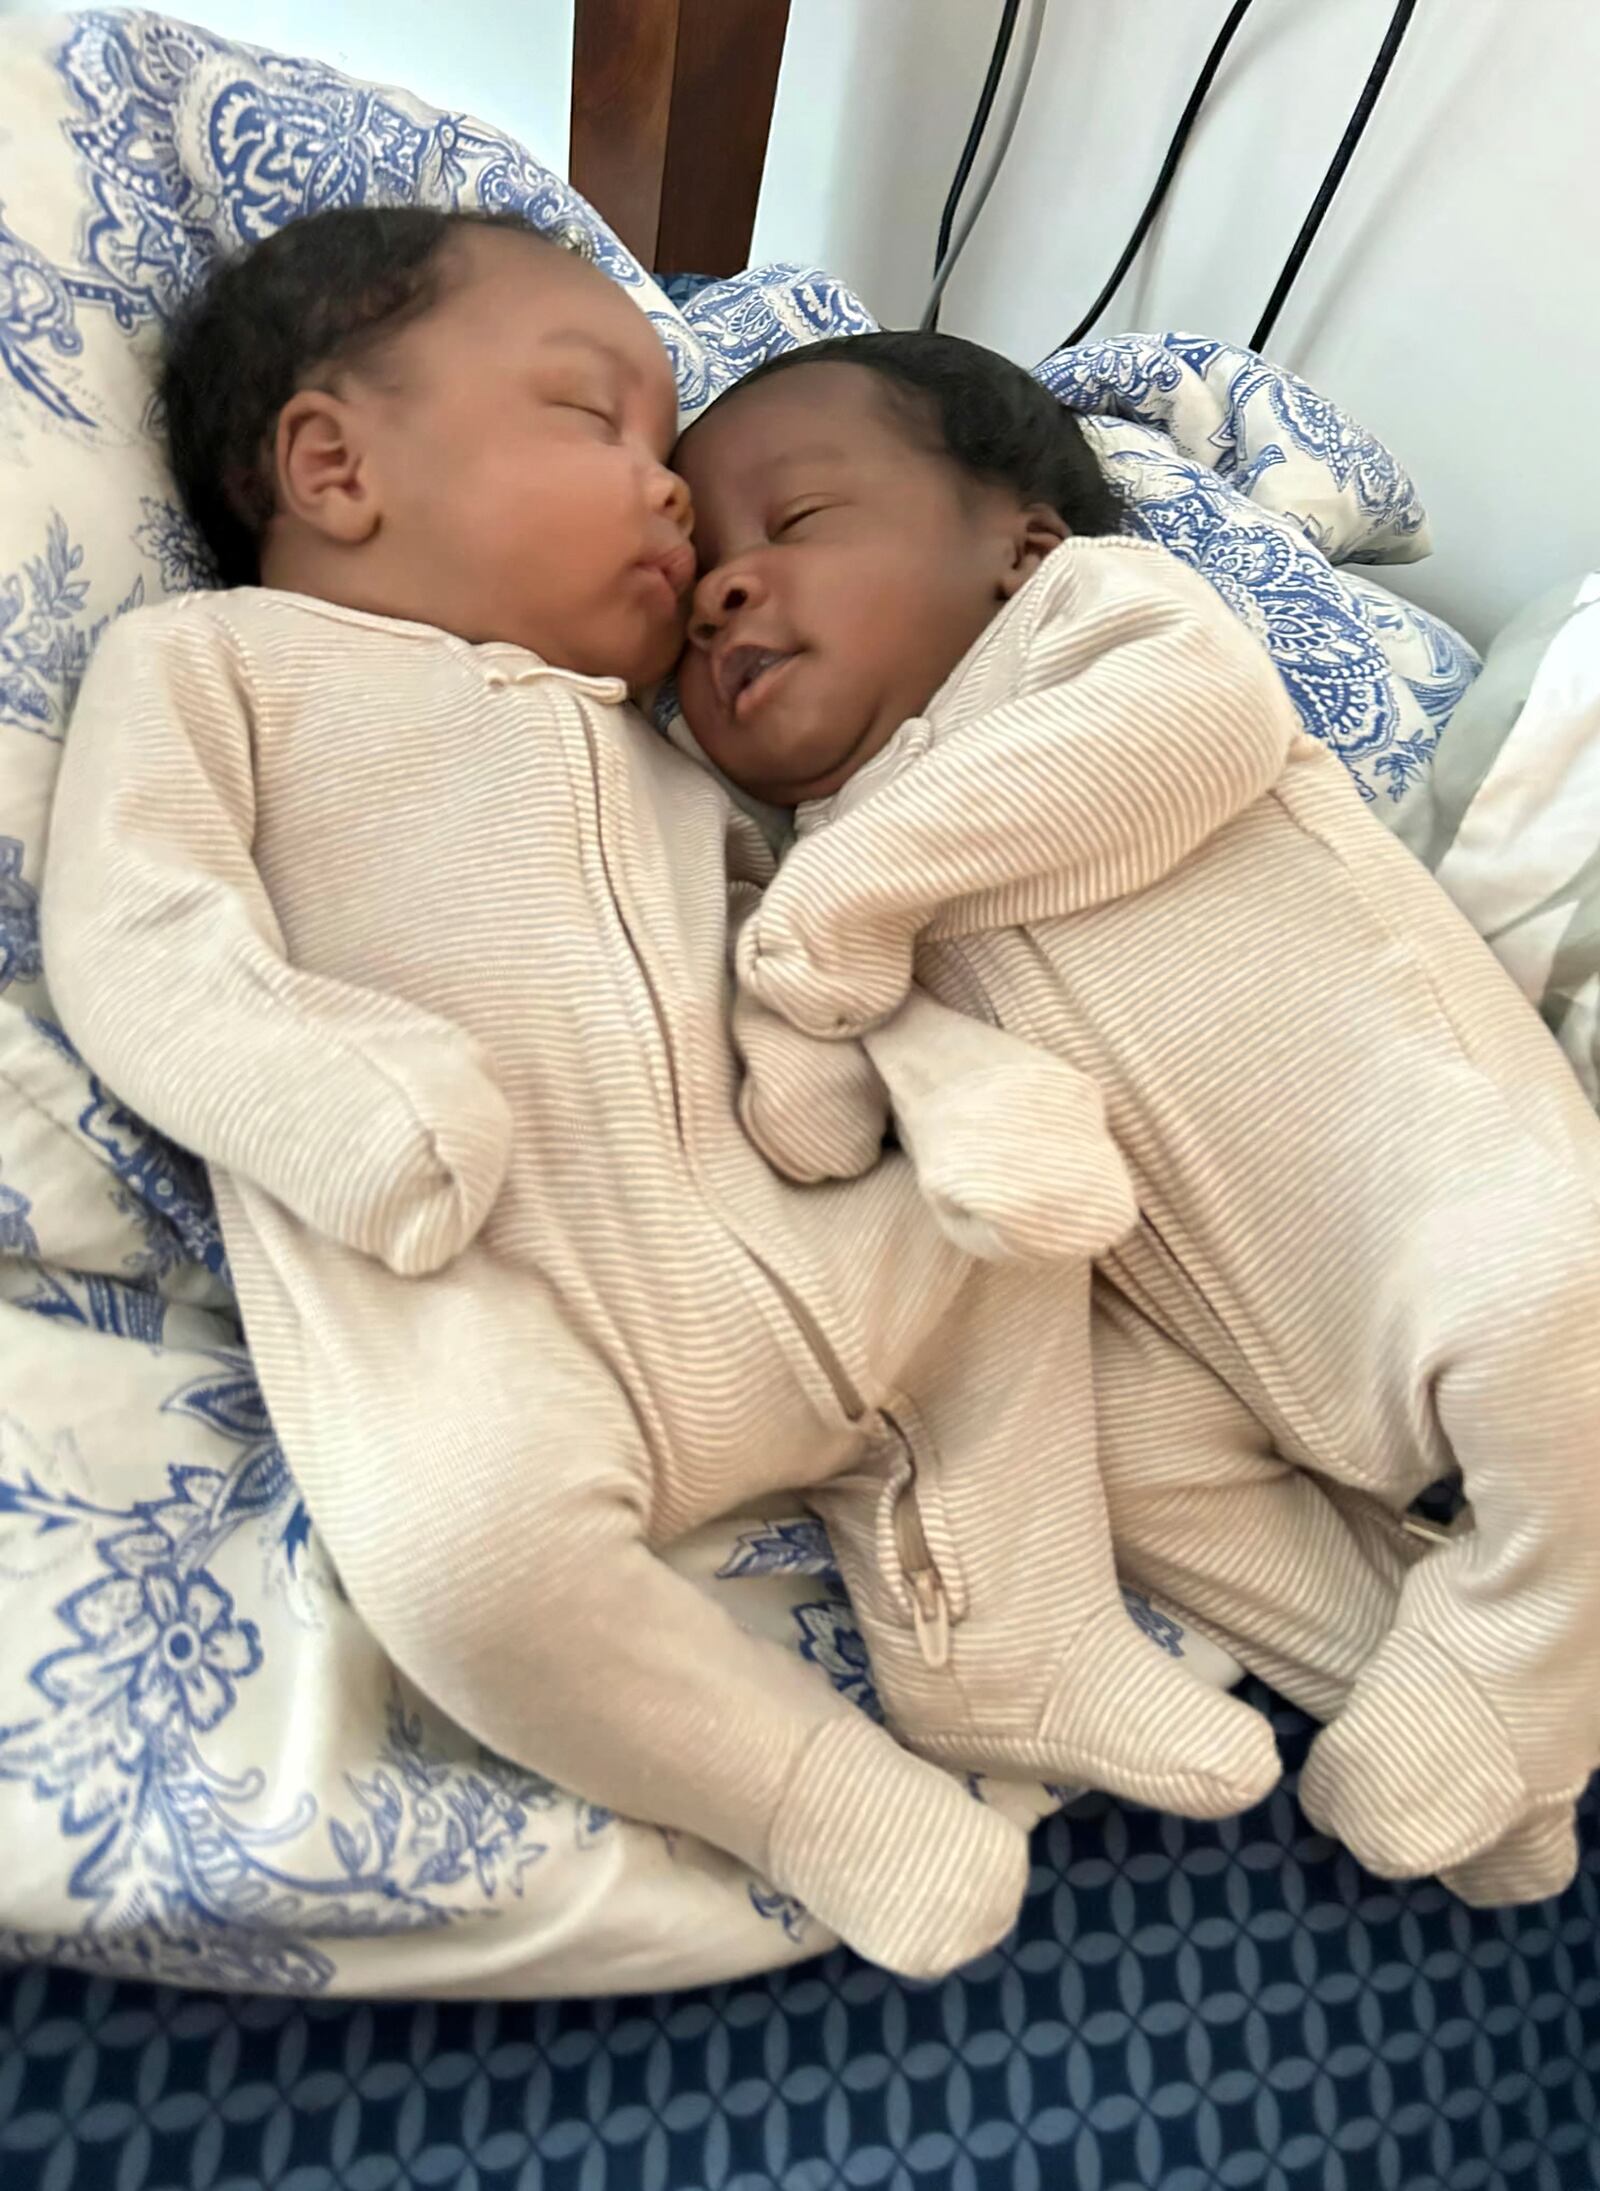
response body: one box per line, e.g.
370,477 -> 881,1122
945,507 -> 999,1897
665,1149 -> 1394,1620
675,364 -> 1023,805
328,231 -> 693,683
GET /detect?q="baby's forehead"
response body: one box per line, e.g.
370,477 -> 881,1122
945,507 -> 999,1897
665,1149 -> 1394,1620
466,232 -> 673,373
679,362 -> 902,486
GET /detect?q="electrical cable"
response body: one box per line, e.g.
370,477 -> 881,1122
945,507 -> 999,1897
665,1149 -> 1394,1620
919,0 -> 1047,333
929,0 -> 1023,328
1247,0 -> 1417,352
1057,0 -> 1257,351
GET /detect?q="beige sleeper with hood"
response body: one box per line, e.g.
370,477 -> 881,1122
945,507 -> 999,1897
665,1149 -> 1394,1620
736,535 -> 1600,1905
43,585 -> 1290,1979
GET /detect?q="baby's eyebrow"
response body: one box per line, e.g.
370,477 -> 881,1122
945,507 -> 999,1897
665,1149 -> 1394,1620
539,328 -> 623,371
763,444 -> 850,471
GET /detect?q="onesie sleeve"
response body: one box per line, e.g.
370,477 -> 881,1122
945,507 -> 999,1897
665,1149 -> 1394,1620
42,603 -> 511,1276
738,538 -> 1300,1039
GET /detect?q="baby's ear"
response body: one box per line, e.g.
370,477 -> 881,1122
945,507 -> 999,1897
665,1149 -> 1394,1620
273,389 -> 379,547
998,502 -> 1069,599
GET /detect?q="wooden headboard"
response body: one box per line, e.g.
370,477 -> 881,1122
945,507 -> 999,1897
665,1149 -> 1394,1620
569,0 -> 792,278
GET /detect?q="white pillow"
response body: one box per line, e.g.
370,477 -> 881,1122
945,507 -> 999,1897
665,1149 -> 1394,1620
1391,573 -> 1600,1107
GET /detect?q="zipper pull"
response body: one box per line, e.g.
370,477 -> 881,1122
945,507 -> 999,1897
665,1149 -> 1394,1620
1400,1512 -> 1454,1544
908,1568 -> 951,1670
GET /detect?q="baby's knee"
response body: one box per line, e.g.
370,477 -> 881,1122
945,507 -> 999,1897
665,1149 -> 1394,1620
1433,1218 -> 1600,1440
1519,1223 -> 1600,1344
1097,1383 -> 1275,1507
353,1434 -> 648,1665
1420,1179 -> 1600,1346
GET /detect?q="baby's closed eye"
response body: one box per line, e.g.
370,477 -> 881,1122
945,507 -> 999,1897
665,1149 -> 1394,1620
773,504 -> 824,538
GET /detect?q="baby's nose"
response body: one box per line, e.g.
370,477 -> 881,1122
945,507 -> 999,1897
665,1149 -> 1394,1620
688,566 -> 755,649
656,467 -> 693,532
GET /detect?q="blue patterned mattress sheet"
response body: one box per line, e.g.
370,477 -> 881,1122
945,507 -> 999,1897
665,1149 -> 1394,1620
3,1693 -> 1597,2191
0,7 -> 1492,2005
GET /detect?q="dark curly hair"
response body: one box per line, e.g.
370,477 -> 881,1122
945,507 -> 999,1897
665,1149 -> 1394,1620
160,206 -> 555,587
704,330 -> 1123,539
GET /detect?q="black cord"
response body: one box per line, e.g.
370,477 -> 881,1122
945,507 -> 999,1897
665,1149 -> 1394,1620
1249,0 -> 1417,352
927,0 -> 1022,333
1059,0 -> 1258,351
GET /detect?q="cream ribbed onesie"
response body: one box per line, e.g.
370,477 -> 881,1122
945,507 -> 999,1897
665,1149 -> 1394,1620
43,586 -> 1284,1978
737,535 -> 1600,1904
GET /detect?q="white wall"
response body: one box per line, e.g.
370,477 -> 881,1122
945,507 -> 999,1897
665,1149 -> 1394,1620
757,0 -> 1600,647
0,0 -> 575,172
8,0 -> 1593,642
751,0 -> 1005,331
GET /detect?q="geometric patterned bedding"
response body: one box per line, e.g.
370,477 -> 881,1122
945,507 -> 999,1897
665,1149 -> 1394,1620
4,1691 -> 1597,2188
0,3 -> 1501,2018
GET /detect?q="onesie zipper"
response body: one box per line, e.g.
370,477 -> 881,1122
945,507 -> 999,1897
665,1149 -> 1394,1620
886,1421 -> 955,1668
576,711 -> 959,1653
577,717 -> 869,1426
902,1540 -> 952,1666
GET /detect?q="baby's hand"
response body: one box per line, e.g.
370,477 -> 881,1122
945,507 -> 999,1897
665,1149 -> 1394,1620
737,889 -> 914,1039
334,1026 -> 513,1275
865,997 -> 1138,1264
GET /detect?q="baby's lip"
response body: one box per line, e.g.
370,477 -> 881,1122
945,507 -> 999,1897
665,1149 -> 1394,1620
714,641 -> 795,716
639,540 -> 697,598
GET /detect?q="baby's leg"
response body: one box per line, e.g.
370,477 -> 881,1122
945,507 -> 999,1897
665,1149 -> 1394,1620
1091,1283 -> 1412,1722
1298,1178 -> 1600,1893
266,1251 -> 1027,1981
1090,1289 -> 1581,1901
811,1255 -> 1280,1818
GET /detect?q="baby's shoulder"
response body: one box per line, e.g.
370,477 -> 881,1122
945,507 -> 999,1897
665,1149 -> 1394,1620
74,587 -> 236,699
1019,533 -> 1280,704
1026,533 -> 1214,635
97,584 -> 276,668
81,589 -> 328,741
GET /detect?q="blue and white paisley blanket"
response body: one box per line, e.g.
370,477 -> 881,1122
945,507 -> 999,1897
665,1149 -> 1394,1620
0,9 -> 1478,1999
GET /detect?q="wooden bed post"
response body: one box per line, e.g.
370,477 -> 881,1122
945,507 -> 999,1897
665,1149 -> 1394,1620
569,0 -> 792,277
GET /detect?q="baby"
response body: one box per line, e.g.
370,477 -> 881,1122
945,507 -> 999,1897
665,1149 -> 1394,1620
41,212 -> 1287,1979
675,331 -> 1600,1904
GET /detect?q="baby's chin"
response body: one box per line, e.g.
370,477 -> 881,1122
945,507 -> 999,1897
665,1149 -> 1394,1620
590,638 -> 680,699
743,743 -> 873,809
674,684 -> 879,806
782,714 -> 900,804
626,654 -> 678,700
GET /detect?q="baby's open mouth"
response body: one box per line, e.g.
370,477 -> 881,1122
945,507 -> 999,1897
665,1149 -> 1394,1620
716,645 -> 794,718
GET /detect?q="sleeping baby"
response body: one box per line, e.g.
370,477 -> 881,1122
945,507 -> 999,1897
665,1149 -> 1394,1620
675,331 -> 1600,1906
41,210 -> 1293,1979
